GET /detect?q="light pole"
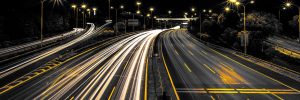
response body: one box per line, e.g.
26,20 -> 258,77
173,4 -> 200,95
108,0 -> 111,20
199,9 -> 207,39
136,1 -> 141,14
279,7 -> 286,23
150,7 -> 154,29
81,4 -> 87,28
120,5 -> 126,33
72,4 -> 79,28
115,7 -> 118,35
228,0 -> 255,54
93,8 -> 97,17
41,0 -> 45,45
285,2 -> 300,42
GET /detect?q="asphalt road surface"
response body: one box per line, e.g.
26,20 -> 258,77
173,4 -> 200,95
0,30 -> 164,100
158,29 -> 300,100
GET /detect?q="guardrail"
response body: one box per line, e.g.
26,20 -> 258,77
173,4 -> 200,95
264,41 -> 300,59
187,32 -> 300,83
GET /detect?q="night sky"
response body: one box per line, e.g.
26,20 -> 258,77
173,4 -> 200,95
6,0 -> 300,17
82,0 -> 300,17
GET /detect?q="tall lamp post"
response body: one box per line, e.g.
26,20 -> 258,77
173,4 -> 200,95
71,5 -> 79,28
136,1 -> 141,14
81,4 -> 87,28
108,0 -> 111,20
228,0 -> 255,54
199,9 -> 208,39
167,10 -> 172,28
150,7 -> 154,29
41,0 -> 45,45
279,7 -> 287,23
285,2 -> 300,42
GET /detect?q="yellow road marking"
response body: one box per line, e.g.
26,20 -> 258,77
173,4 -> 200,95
144,58 -> 148,100
0,42 -> 104,95
108,87 -> 116,100
208,48 -> 300,96
184,63 -> 192,72
161,47 -> 180,100
203,64 -> 216,74
207,88 -> 235,91
208,91 -> 239,94
70,96 -> 74,100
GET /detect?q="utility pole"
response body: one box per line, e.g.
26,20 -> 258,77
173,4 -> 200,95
108,0 -> 111,20
40,0 -> 45,46
115,9 -> 118,35
132,14 -> 135,32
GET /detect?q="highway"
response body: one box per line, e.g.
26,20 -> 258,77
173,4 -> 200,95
0,30 -> 164,99
0,23 -> 95,79
157,29 -> 300,100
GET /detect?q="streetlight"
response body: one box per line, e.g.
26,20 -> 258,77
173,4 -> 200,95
278,7 -> 286,23
191,8 -> 196,12
225,7 -> 231,12
108,0 -> 111,20
147,13 -> 151,17
199,9 -> 210,39
136,1 -> 142,14
87,8 -> 91,18
284,2 -> 300,42
208,9 -> 213,13
150,7 -> 155,28
81,4 -> 87,28
168,10 -> 172,15
71,4 -> 79,28
228,0 -> 255,54
40,0 -> 46,46
93,8 -> 97,16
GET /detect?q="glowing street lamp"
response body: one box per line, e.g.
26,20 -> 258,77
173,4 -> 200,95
71,5 -> 77,9
93,8 -> 97,15
137,10 -> 141,14
228,0 -> 237,3
208,9 -> 213,13
168,10 -> 172,14
284,2 -> 300,42
81,4 -> 87,28
149,7 -> 155,28
225,7 -> 231,12
136,1 -> 142,14
235,2 -> 241,6
191,8 -> 196,12
286,2 -> 292,7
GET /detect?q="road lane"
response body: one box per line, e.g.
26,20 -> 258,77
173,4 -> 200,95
1,30 -> 164,99
158,29 -> 300,100
0,23 -> 96,79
